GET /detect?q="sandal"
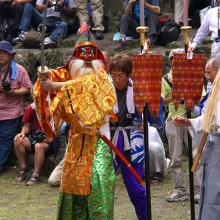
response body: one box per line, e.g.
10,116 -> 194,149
26,175 -> 41,186
17,166 -> 29,182
151,172 -> 163,183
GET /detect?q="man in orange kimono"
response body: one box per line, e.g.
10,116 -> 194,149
33,21 -> 117,220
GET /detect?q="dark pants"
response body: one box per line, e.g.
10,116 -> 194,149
19,3 -> 43,32
0,2 -> 24,37
0,2 -> 10,29
118,12 -> 160,43
0,117 -> 20,171
188,0 -> 211,19
114,131 -> 147,220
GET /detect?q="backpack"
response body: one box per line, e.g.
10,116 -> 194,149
21,31 -> 42,49
157,22 -> 181,46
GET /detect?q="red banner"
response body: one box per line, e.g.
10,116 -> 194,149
132,54 -> 163,116
172,53 -> 205,111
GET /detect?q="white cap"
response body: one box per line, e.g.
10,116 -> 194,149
169,48 -> 185,60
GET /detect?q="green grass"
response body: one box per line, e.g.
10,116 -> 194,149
0,157 -> 199,220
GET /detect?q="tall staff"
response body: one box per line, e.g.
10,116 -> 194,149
136,1 -> 151,219
40,0 -> 49,73
181,4 -> 195,218
183,0 -> 188,26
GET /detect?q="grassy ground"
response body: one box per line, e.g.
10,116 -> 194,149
0,156 -> 199,220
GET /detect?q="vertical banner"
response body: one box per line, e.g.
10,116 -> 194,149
132,54 -> 163,116
172,53 -> 205,111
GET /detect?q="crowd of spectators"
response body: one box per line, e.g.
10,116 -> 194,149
0,0 -> 107,46
1,0 -> 219,49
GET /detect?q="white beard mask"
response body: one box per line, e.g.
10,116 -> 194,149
69,59 -> 105,80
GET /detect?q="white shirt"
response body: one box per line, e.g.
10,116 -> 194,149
191,7 -> 220,49
36,0 -> 76,18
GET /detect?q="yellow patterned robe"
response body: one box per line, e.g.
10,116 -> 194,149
33,68 -> 116,195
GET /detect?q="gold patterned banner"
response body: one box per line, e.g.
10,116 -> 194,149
172,53 -> 205,111
132,54 -> 163,116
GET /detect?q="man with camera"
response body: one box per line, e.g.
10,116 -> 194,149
14,102 -> 61,186
0,40 -> 32,174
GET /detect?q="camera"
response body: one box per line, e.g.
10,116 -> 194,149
1,81 -> 11,92
34,130 -> 46,143
54,0 -> 59,11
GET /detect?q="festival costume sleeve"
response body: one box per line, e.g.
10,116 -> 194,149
188,115 -> 206,152
49,70 -> 116,195
33,68 -> 71,139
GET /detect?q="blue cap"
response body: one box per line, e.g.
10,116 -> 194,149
0,41 -> 16,55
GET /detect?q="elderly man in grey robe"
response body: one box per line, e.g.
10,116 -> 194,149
173,56 -> 220,220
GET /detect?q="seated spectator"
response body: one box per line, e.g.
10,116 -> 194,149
14,102 -> 61,186
75,0 -> 105,40
148,125 -> 169,183
48,122 -> 70,187
60,0 -> 78,35
48,158 -> 63,187
12,0 -> 76,48
114,0 -> 161,51
0,41 -> 32,174
0,0 -> 36,42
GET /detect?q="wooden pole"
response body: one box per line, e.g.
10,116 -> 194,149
136,1 -> 151,218
143,104 -> 152,220
140,0 -> 145,26
191,133 -> 208,172
187,110 -> 195,220
136,4 -> 151,217
183,0 -> 188,26
40,0 -> 49,72
181,23 -> 195,220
